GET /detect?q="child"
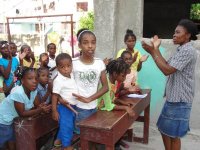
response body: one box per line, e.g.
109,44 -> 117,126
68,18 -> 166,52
39,53 -> 49,69
116,29 -> 148,72
0,41 -> 19,96
52,53 -> 78,150
37,67 -> 52,104
98,59 -> 135,116
0,75 -> 5,103
120,50 -> 141,93
72,29 -> 108,134
0,67 -> 51,150
47,43 -> 57,79
9,42 -> 19,62
19,44 -> 38,68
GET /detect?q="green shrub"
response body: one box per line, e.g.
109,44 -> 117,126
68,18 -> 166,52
78,11 -> 94,31
190,3 -> 200,20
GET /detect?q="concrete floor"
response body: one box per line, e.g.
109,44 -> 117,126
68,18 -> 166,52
121,123 -> 200,150
49,123 -> 200,150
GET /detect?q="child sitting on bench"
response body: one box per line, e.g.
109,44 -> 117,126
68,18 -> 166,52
98,59 -> 135,116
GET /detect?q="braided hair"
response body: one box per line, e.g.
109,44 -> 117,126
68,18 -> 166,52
106,59 -> 129,75
15,66 -> 37,81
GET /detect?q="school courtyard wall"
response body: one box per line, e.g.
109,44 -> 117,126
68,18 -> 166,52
94,0 -> 200,130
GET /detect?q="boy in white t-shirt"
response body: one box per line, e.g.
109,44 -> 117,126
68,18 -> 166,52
52,53 -> 78,150
47,43 -> 57,79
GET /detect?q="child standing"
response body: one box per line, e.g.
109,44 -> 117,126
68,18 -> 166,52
37,67 -> 52,104
52,53 -> 78,150
120,50 -> 141,93
116,29 -> 148,72
0,75 -> 5,103
39,53 -> 49,69
19,44 -> 38,68
9,42 -> 19,62
72,29 -> 108,133
0,41 -> 19,96
0,67 -> 51,150
98,59 -> 135,116
47,43 -> 57,79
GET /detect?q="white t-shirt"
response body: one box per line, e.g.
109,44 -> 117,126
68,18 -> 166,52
48,57 -> 57,79
53,72 -> 78,105
72,57 -> 105,109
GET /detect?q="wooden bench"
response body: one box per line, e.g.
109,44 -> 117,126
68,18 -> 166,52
14,113 -> 58,150
78,89 -> 151,150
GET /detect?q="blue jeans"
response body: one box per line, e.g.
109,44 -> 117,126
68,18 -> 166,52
74,106 -> 97,134
157,101 -> 192,138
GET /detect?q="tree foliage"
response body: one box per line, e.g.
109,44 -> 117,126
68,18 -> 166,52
78,11 -> 94,31
190,3 -> 200,20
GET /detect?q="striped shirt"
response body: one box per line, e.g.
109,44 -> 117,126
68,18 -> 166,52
165,42 -> 197,103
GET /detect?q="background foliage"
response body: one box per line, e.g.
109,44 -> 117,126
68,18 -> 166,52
190,3 -> 200,20
78,11 -> 94,31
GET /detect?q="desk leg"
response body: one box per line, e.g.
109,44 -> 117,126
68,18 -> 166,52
105,144 -> 115,150
80,138 -> 89,150
143,104 -> 150,144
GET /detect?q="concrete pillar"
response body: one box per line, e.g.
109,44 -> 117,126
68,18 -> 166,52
94,0 -> 118,59
94,0 -> 144,59
115,0 -> 144,55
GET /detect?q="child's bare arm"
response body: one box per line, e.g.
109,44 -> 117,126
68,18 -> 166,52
137,55 -> 149,71
0,60 -> 12,79
72,70 -> 108,103
73,70 -> 108,103
29,52 -> 36,68
52,93 -> 59,121
14,96 -> 51,117
3,80 -> 14,94
58,96 -> 78,115
113,104 -> 135,117
114,98 -> 130,106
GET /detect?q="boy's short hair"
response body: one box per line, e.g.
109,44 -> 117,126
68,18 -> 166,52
37,67 -> 49,76
39,52 -> 48,61
47,43 -> 56,50
120,50 -> 132,58
0,41 -> 9,49
55,53 -> 72,66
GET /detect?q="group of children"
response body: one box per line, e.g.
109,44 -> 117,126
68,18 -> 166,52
0,28 -> 148,150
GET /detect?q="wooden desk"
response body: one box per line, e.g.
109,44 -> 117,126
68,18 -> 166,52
14,113 -> 58,150
78,89 -> 151,150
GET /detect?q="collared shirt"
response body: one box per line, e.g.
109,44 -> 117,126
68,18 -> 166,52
166,42 -> 197,103
48,57 -> 57,79
53,72 -> 78,105
37,83 -> 50,104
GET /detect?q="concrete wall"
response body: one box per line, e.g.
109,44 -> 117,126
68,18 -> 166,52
94,0 -> 143,59
94,0 -> 200,130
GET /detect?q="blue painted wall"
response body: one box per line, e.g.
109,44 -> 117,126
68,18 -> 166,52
135,42 -> 166,114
